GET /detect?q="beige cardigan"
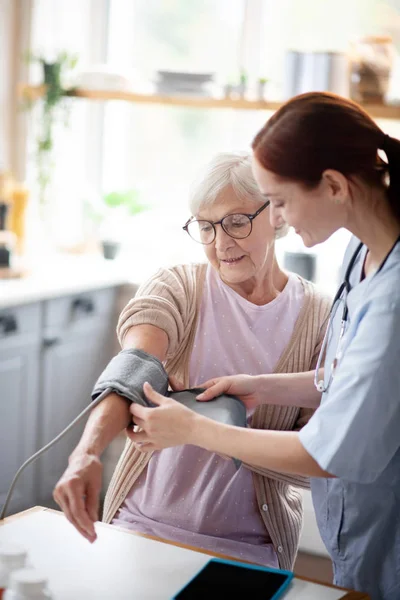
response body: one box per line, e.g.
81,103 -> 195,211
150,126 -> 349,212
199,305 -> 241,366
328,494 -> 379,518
103,263 -> 330,570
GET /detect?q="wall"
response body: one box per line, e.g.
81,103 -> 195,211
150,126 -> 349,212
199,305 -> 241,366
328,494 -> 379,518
0,0 -> 33,179
0,0 -> 16,170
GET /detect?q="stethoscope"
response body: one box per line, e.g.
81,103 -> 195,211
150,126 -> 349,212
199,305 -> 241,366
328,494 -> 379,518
314,235 -> 400,393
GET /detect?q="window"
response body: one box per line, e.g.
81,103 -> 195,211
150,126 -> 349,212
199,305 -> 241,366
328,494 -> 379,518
24,0 -> 400,290
26,0 -> 106,249
102,0 -> 253,272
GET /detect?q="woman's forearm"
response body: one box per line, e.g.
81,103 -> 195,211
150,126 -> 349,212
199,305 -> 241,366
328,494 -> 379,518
192,418 -> 332,478
255,370 -> 322,408
72,323 -> 169,461
71,393 -> 131,460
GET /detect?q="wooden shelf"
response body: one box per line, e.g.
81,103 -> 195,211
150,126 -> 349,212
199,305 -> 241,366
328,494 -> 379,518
19,84 -> 400,119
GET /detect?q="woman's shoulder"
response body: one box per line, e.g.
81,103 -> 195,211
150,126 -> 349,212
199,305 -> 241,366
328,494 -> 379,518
295,276 -> 331,319
168,262 -> 208,279
140,262 -> 207,289
294,275 -> 331,301
136,263 -> 207,297
118,263 -> 207,346
369,242 -> 400,305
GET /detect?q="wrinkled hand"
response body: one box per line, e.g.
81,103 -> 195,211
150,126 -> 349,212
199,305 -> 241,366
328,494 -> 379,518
127,382 -> 202,451
53,452 -> 102,543
196,374 -> 261,409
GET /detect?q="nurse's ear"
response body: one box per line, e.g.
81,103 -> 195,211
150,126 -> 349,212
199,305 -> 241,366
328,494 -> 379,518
321,169 -> 350,206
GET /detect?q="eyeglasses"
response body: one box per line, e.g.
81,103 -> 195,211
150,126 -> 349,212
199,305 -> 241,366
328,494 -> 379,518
183,200 -> 270,245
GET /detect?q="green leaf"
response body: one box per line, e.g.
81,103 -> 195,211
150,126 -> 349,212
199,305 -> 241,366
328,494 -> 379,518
21,49 -> 79,206
103,189 -> 149,215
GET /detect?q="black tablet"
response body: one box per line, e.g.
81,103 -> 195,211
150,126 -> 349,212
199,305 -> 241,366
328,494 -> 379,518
173,558 -> 293,599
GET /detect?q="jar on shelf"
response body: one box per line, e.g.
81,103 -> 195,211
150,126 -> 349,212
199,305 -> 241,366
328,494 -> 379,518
349,35 -> 395,104
0,203 -> 16,269
10,184 -> 29,256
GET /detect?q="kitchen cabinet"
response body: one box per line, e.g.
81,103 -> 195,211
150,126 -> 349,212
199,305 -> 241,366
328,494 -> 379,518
38,288 -> 117,507
0,285 -> 120,515
0,303 -> 42,514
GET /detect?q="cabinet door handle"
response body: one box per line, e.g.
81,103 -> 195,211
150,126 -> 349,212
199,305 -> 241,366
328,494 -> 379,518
43,337 -> 60,348
0,314 -> 18,335
72,297 -> 95,314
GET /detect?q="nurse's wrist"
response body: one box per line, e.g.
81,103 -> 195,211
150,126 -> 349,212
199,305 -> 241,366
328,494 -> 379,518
254,373 -> 287,405
190,414 -> 223,452
255,372 -> 318,408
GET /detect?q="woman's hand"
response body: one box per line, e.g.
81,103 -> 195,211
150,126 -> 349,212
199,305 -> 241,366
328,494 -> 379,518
53,452 -> 103,543
196,374 -> 262,409
127,382 -> 205,451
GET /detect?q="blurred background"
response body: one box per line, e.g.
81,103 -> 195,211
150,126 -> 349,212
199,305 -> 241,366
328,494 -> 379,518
2,0 -> 400,580
2,0 -> 400,291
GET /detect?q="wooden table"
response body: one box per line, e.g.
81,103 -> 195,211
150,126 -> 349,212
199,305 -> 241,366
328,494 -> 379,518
0,507 -> 369,599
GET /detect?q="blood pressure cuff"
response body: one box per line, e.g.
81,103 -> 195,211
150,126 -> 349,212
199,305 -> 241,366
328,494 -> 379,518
91,348 -> 246,468
169,388 -> 246,470
170,387 -> 246,430
91,348 -> 168,406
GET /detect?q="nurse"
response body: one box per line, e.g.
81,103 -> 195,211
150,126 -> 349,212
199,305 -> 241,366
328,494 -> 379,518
129,92 -> 400,600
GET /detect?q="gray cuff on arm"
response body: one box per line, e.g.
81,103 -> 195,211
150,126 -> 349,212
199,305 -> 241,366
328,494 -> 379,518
91,349 -> 243,469
91,348 -> 168,407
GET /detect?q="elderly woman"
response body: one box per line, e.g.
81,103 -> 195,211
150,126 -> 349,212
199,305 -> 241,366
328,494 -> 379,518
54,152 -> 329,570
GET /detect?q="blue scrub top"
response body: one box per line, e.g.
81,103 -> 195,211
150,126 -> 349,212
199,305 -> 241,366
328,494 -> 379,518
299,235 -> 400,600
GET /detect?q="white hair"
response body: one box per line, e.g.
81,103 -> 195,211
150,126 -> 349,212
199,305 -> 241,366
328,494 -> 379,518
189,151 -> 288,239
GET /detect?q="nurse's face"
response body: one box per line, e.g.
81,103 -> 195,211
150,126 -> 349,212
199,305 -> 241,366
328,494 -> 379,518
252,157 -> 344,247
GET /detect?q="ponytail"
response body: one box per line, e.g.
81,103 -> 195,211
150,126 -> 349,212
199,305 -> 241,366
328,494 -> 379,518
380,134 -> 400,223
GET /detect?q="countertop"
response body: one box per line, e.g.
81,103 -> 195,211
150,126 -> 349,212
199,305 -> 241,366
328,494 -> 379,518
0,255 -> 133,309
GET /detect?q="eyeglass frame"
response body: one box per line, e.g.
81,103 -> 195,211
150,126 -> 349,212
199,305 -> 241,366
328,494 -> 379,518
182,200 -> 271,245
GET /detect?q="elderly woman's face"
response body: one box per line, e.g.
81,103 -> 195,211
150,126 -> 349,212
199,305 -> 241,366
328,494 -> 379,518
197,185 -> 276,285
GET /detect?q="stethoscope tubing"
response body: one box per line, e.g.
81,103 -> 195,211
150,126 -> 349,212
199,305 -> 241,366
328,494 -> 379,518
314,235 -> 400,394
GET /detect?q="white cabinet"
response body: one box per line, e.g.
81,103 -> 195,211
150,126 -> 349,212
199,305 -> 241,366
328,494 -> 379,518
0,286 -> 119,516
0,304 -> 42,514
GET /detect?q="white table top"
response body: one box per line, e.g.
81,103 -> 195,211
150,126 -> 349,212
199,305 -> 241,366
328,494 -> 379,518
0,508 -> 368,600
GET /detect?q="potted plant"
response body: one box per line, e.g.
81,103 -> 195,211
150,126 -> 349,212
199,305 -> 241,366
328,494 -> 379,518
84,189 -> 149,260
257,77 -> 268,100
23,51 -> 78,211
238,69 -> 248,98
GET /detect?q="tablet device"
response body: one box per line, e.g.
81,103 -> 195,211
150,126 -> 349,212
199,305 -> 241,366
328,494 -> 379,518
172,557 -> 293,599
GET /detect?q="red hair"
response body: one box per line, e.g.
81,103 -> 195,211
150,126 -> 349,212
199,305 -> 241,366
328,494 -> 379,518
252,92 -> 400,221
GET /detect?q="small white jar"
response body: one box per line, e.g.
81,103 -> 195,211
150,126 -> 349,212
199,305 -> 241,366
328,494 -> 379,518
0,544 -> 27,596
4,569 -> 52,600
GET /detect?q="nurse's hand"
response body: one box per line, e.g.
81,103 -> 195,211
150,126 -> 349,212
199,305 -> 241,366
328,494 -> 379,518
197,372 -> 322,410
196,374 -> 262,409
127,382 -> 206,451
